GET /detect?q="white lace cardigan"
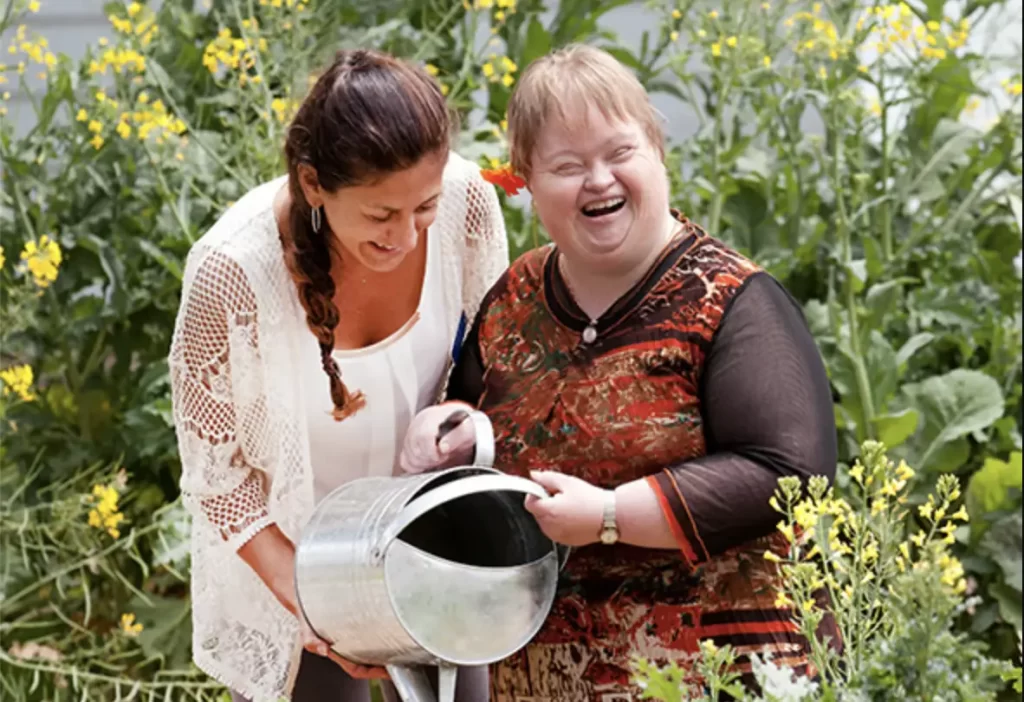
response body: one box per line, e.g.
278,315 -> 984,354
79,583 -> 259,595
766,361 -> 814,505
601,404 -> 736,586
167,151 -> 509,702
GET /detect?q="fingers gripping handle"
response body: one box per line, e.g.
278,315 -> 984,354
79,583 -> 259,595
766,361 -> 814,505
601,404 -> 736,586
435,408 -> 495,469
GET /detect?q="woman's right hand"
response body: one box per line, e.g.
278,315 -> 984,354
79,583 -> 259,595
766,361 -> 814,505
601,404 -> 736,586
238,523 -> 389,680
297,610 -> 389,680
399,401 -> 477,474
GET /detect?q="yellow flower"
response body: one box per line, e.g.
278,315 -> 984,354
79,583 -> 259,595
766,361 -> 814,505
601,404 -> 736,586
763,55 -> 772,68
424,63 -> 439,76
501,73 -> 514,87
672,9 -> 682,19
670,31 -> 679,41
818,66 -> 828,79
474,0 -> 493,8
482,61 -> 495,78
763,550 -> 782,562
116,121 -> 131,139
725,36 -> 737,48
918,500 -> 933,520
708,10 -> 718,19
848,463 -> 865,483
812,2 -> 821,12
90,134 -> 104,150
774,591 -> 792,608
761,2 -> 770,9
501,56 -> 517,73
76,108 -> 88,122
711,42 -> 721,57
1006,81 -> 1023,97
120,613 -> 144,636
88,119 -> 102,133
0,364 -> 36,402
28,0 -> 40,12
952,505 -> 969,522
19,234 -> 62,288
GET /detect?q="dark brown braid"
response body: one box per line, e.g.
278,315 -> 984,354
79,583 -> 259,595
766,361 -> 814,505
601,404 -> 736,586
281,48 -> 451,421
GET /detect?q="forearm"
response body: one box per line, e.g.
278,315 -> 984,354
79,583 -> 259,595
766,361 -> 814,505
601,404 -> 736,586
236,523 -> 299,617
613,478 -> 680,549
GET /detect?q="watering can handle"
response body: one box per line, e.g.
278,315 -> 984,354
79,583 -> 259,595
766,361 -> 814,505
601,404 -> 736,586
373,474 -> 552,561
435,407 -> 495,469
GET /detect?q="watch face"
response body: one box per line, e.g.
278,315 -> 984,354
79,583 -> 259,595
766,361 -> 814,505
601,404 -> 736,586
600,529 -> 618,545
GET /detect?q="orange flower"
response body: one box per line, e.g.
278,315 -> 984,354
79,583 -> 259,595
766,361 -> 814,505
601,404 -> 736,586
481,162 -> 526,196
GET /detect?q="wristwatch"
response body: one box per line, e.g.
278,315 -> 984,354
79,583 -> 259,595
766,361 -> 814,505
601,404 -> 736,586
599,490 -> 619,545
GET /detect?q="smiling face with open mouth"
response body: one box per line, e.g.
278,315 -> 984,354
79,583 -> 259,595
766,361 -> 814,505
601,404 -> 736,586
528,104 -> 674,280
299,149 -> 449,273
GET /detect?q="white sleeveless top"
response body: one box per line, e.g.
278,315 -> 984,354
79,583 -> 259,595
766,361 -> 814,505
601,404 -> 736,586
301,224 -> 450,500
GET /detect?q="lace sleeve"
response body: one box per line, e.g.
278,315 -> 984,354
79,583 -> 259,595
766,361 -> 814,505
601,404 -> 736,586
461,168 -> 509,322
169,247 -> 274,549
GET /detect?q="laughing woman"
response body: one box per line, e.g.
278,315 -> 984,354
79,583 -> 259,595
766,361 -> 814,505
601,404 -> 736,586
401,45 -> 840,701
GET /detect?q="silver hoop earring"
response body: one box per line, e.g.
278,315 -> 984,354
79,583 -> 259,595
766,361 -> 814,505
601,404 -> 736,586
311,206 -> 323,233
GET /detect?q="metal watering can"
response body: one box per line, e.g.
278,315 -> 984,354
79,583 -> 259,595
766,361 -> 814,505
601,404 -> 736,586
294,410 -> 561,702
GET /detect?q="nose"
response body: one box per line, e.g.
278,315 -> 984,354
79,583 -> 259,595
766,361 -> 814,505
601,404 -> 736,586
388,216 -> 418,251
585,161 -> 615,191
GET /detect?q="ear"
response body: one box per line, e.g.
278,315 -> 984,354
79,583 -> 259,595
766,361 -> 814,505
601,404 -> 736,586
296,164 -> 323,208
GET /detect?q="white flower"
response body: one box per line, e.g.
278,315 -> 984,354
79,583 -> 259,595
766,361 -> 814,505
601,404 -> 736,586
751,654 -> 820,700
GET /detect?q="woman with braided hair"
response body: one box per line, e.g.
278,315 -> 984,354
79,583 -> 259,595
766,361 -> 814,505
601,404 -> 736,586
168,48 -> 508,702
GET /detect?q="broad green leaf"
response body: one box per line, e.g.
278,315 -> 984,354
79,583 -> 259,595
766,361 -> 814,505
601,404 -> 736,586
1008,193 -> 1022,235
866,331 -> 899,410
873,408 -> 920,449
863,235 -> 884,280
967,451 -> 1023,520
132,594 -> 193,669
522,17 -> 552,68
989,582 -> 1023,631
906,120 -> 980,204
901,369 -> 1005,472
980,509 -> 1023,592
137,240 -> 184,281
847,259 -> 868,293
865,278 -> 914,331
896,332 -> 935,371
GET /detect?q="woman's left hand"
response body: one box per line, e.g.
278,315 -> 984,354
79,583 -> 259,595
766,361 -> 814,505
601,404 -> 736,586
525,471 -> 608,547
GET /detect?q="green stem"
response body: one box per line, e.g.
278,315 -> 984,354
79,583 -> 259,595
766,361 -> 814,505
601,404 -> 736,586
1,522 -> 163,610
0,651 -> 224,692
879,65 -> 893,261
898,166 -> 1002,258
145,55 -> 255,191
832,112 -> 876,440
142,143 -> 194,244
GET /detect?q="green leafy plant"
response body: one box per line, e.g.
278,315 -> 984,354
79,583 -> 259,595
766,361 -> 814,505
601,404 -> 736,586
633,441 -> 1022,701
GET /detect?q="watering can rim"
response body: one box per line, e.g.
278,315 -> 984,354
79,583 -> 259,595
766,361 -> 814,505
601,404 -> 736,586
370,472 -> 555,564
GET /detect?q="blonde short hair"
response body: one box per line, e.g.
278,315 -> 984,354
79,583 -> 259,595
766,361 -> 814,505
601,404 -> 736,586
507,43 -> 664,179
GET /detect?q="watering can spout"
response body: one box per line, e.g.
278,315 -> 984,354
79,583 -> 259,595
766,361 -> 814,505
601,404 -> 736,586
386,663 -> 458,702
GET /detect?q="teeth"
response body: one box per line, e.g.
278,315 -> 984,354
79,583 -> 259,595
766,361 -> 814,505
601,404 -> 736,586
582,197 -> 625,213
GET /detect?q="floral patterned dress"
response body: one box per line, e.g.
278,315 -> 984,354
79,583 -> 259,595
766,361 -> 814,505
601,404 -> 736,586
447,213 -> 840,702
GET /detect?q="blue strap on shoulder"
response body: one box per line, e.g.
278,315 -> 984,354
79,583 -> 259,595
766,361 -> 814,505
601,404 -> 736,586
451,312 -> 468,365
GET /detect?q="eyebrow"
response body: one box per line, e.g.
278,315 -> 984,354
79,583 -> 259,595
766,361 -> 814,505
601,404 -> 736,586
540,134 -> 636,161
369,191 -> 443,213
